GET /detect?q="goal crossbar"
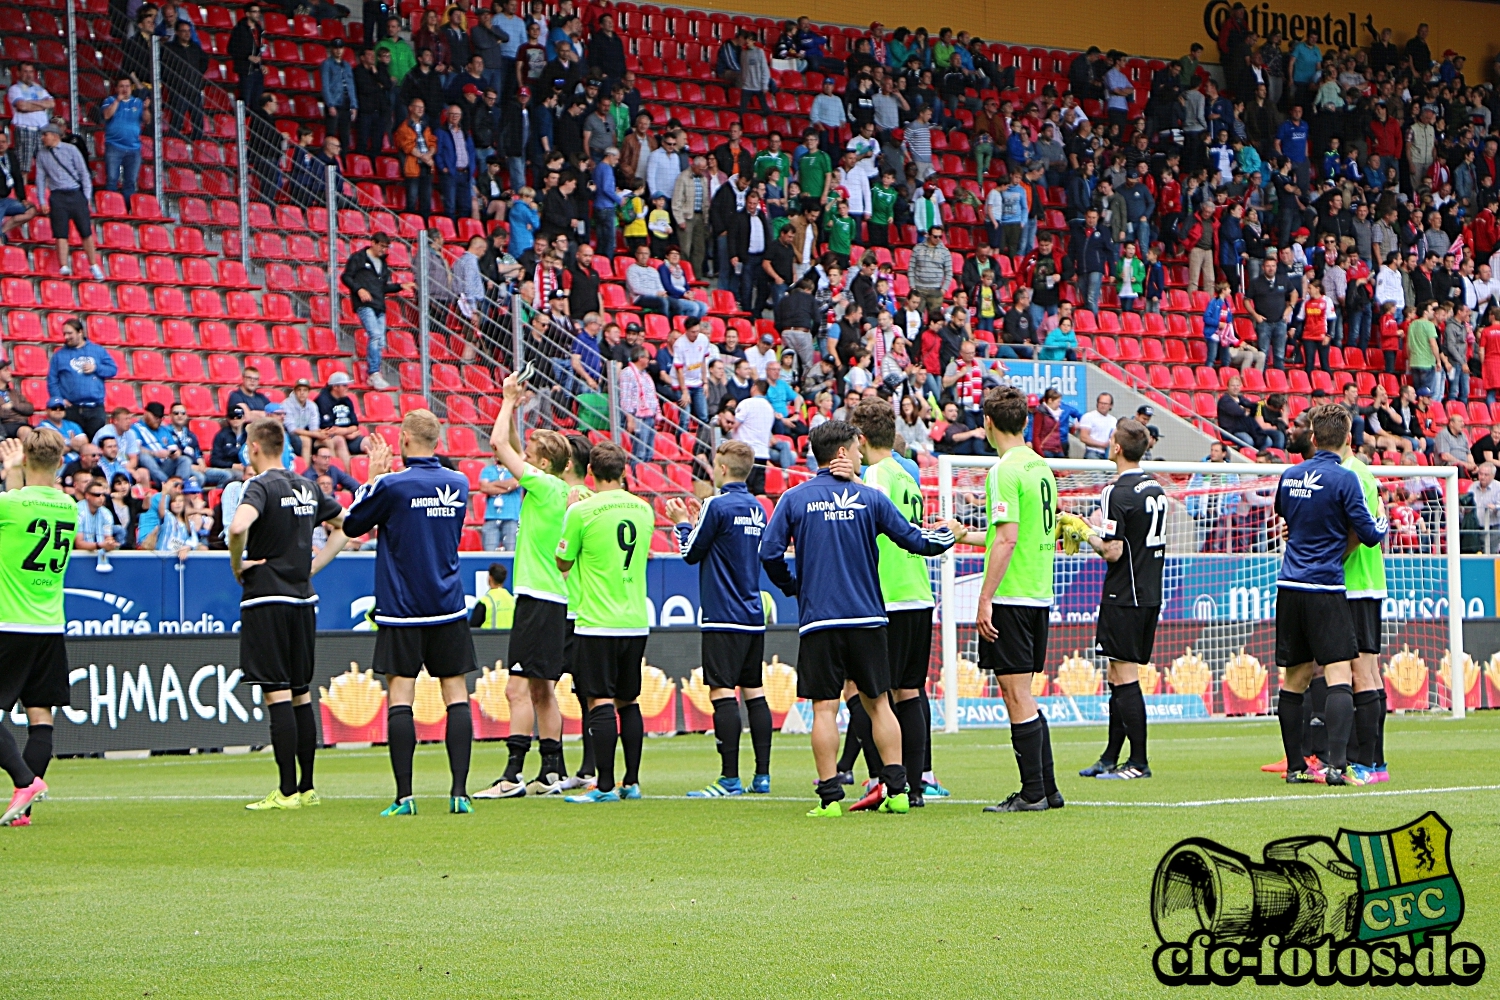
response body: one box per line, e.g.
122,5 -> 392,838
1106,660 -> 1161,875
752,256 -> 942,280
935,456 -> 1465,731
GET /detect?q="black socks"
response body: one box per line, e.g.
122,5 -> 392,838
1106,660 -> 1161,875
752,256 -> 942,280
1038,713 -> 1058,798
919,691 -> 934,774
1352,690 -> 1381,768
1114,680 -> 1148,768
1303,675 -> 1328,760
745,696 -> 772,777
588,704 -> 618,792
293,702 -> 317,793
1375,689 -> 1387,765
618,703 -> 643,787
816,775 -> 846,806
711,696 -> 742,779
268,701 -> 298,798
22,723 -> 52,784
848,696 -> 883,776
576,723 -> 596,779
503,733 -> 531,782
388,704 -> 416,800
1010,716 -> 1046,803
537,737 -> 565,784
445,702 -> 472,798
1323,683 -> 1354,770
880,762 -> 908,796
1277,689 -> 1305,774
895,698 -> 924,792
0,724 -> 33,789
1102,683 -> 1126,766
837,695 -> 863,772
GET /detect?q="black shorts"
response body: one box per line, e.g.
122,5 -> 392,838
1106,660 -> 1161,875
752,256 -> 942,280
1276,588 -> 1358,667
0,631 -> 70,710
1350,598 -> 1383,656
796,626 -> 890,701
1094,603 -> 1161,665
702,630 -> 765,690
239,602 -> 318,692
886,607 -> 934,691
48,188 -> 91,239
572,633 -> 648,701
564,615 -> 577,671
372,616 -> 478,678
509,596 -> 568,680
977,604 -> 1050,676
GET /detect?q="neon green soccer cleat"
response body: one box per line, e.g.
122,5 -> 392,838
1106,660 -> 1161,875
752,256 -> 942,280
380,797 -> 417,816
806,800 -> 843,818
245,790 -> 301,811
879,791 -> 910,814
297,790 -> 321,807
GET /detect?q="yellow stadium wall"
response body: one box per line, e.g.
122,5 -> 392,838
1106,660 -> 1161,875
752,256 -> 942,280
690,0 -> 1500,67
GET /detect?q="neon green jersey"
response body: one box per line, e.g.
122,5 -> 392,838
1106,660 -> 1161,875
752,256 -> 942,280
563,484 -> 594,617
513,464 -> 570,604
863,457 -> 933,609
0,485 -> 78,632
556,489 -> 656,635
983,446 -> 1058,606
1342,454 -> 1387,599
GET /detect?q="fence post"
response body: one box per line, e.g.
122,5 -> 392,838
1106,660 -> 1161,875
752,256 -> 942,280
325,164 -> 340,341
235,101 -> 250,274
418,229 -> 431,404
65,0 -> 79,134
607,361 -> 621,446
511,299 -> 524,376
151,37 -> 164,210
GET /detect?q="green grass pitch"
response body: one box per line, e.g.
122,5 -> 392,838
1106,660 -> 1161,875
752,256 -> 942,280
6,714 -> 1500,998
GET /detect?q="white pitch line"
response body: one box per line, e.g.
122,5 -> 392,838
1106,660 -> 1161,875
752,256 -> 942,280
38,783 -> 1500,808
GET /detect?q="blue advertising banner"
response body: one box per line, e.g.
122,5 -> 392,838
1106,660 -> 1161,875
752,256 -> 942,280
782,693 -> 1212,732
60,552 -> 1496,636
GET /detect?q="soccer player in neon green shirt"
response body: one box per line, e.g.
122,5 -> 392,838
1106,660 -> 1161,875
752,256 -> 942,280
850,398 -> 950,808
555,442 -> 657,803
952,387 -> 1063,813
475,373 -> 575,799
1343,446 -> 1389,783
0,430 -> 76,826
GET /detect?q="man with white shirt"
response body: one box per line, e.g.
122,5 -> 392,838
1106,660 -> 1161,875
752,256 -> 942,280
732,378 -> 776,495
672,317 -> 718,425
745,332 -> 777,379
7,62 -> 54,173
617,345 -> 660,464
1474,263 -> 1500,316
1077,393 -> 1118,459
836,150 -> 871,220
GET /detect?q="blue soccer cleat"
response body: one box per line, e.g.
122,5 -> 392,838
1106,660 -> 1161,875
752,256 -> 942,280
750,773 -> 771,794
380,797 -> 417,816
922,778 -> 951,797
565,788 -> 622,803
686,777 -> 744,798
617,783 -> 642,800
450,795 -> 474,814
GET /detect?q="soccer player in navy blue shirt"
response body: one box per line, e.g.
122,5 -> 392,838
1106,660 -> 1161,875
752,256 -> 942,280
761,420 -> 960,816
1272,404 -> 1386,786
342,411 -> 479,816
667,440 -> 774,798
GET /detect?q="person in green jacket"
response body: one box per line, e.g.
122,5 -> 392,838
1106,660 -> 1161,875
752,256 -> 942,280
869,168 -> 898,247
797,129 -> 834,204
1116,241 -> 1146,311
376,21 -> 416,86
825,196 -> 855,267
470,562 -> 517,629
1039,315 -> 1080,361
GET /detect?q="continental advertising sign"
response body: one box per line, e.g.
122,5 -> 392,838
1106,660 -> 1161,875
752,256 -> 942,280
1204,0 -> 1379,46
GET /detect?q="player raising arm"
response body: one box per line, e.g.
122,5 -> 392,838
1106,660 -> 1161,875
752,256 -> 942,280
949,388 -> 1064,813
0,431 -> 75,827
1061,421 -> 1164,781
229,418 -> 347,811
667,440 -> 775,798
475,373 -> 576,798
760,420 -> 959,817
1272,404 -> 1387,787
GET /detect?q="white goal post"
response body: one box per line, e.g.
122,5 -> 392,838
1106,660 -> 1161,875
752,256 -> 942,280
934,456 -> 1466,732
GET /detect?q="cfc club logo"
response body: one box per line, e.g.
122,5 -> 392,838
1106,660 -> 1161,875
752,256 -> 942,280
1150,813 -> 1484,987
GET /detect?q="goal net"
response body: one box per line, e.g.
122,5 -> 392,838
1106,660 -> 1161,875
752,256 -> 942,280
928,456 -> 1468,731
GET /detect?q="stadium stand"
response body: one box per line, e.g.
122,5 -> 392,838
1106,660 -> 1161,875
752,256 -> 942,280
0,1 -> 1491,554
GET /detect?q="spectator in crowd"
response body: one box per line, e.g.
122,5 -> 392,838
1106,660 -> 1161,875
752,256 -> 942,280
1434,412 -> 1479,476
228,4 -> 266,108
47,317 -> 115,439
36,125 -> 105,280
100,77 -> 149,209
394,100 -> 438,218
342,233 -> 413,391
7,62 -> 53,173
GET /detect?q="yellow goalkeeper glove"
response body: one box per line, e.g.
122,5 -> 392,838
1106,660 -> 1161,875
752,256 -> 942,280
1057,513 -> 1095,556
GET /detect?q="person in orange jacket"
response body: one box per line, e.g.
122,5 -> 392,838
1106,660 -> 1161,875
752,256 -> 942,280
393,98 -> 437,219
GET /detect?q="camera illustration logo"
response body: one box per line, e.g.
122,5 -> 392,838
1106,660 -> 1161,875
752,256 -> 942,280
1151,812 -> 1485,986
